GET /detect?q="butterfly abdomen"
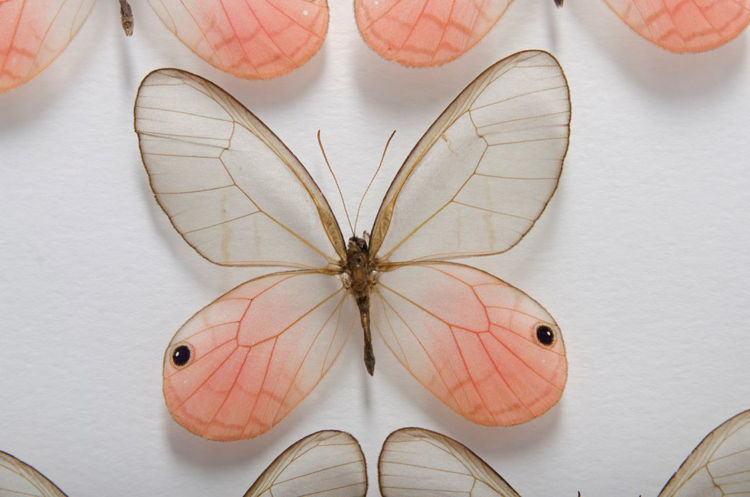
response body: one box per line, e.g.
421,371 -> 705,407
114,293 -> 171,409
346,236 -> 376,375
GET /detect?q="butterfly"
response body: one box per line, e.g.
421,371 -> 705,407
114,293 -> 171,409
0,0 -> 328,92
0,430 -> 367,496
134,49 -> 571,441
379,409 -> 750,496
354,0 -> 750,66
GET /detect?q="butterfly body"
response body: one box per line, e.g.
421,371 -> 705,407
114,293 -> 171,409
344,235 -> 377,375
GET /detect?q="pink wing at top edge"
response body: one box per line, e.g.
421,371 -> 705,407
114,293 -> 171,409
354,0 -> 512,67
148,0 -> 329,79
0,0 -> 95,92
371,262 -> 567,426
163,271 -> 357,441
604,0 -> 750,52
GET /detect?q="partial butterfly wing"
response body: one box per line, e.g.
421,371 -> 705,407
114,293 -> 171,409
0,451 -> 67,497
658,409 -> 750,497
0,0 -> 95,92
354,0 -> 512,67
379,427 -> 521,496
368,50 -> 569,425
603,0 -> 750,52
162,271 -> 357,440
369,50 -> 569,263
372,262 -> 566,426
148,0 -> 329,79
134,69 -> 356,440
134,68 -> 346,270
244,430 -> 367,497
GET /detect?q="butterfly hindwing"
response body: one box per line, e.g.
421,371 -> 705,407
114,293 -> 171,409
163,271 -> 357,441
0,0 -> 96,92
148,0 -> 329,79
371,262 -> 566,426
0,451 -> 67,497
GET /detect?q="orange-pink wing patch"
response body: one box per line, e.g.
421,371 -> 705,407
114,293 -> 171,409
163,271 -> 356,441
604,0 -> 750,52
372,262 -> 566,426
354,0 -> 512,67
0,0 -> 95,92
148,0 -> 329,79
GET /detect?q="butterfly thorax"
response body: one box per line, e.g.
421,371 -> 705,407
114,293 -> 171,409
345,236 -> 376,375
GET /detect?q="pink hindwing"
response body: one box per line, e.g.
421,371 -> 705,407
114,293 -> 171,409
148,0 -> 329,79
0,0 -> 95,92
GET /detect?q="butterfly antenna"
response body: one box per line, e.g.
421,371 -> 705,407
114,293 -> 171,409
354,130 -> 396,235
317,130 -> 354,236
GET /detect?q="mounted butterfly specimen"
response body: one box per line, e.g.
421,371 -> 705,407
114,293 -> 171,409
354,0 -> 750,65
0,0 -> 327,92
379,409 -> 750,496
0,431 -> 367,496
134,49 -> 571,441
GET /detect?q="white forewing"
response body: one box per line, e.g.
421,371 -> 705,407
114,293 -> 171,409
659,409 -> 750,497
370,51 -> 570,263
134,69 -> 345,270
244,430 -> 367,497
379,428 -> 521,497
0,451 -> 66,497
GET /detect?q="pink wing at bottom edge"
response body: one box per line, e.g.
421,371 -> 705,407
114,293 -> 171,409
604,0 -> 750,52
163,271 -> 356,441
372,262 -> 567,426
148,0 -> 329,79
0,0 -> 95,92
354,0 -> 512,67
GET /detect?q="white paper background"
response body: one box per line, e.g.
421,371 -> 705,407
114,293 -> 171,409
1,1 -> 749,495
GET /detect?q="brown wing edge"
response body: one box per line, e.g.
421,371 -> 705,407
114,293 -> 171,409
242,430 -> 367,497
368,50 -> 571,261
0,450 -> 68,497
378,427 -> 521,496
133,67 -> 347,268
657,409 -> 750,496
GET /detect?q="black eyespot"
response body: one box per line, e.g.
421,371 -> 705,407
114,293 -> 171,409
535,324 -> 555,346
171,344 -> 191,367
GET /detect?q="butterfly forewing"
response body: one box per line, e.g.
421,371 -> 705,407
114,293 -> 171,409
379,427 -> 521,497
0,0 -> 95,92
658,409 -> 750,497
163,271 -> 357,440
244,430 -> 367,497
603,0 -> 750,52
134,68 -> 345,270
148,0 -> 329,79
354,0 -> 512,67
0,451 -> 67,497
369,50 -> 570,264
371,263 -> 565,426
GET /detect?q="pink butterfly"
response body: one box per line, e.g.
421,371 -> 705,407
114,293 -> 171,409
0,0 -> 328,92
354,0 -> 750,66
134,50 -> 570,441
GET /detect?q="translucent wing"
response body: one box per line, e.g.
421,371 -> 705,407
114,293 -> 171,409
148,0 -> 329,79
0,451 -> 67,497
603,0 -> 750,52
134,68 -> 345,270
371,262 -> 566,426
244,430 -> 367,497
658,409 -> 750,497
379,427 -> 520,497
0,0 -> 95,92
369,50 -> 570,264
354,0 -> 512,67
163,271 -> 357,440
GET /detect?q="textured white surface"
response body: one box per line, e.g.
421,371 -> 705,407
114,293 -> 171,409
0,2 -> 748,496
